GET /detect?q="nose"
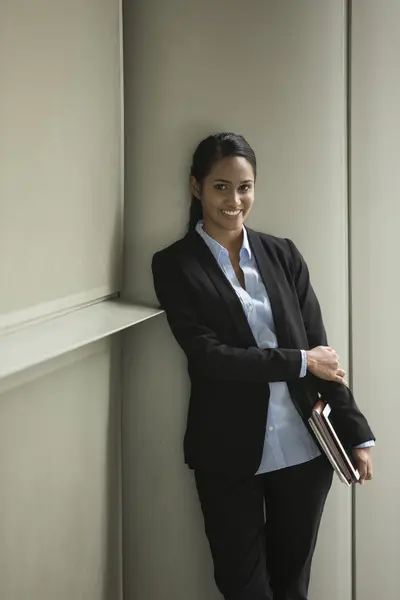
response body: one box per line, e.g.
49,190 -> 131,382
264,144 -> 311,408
228,191 -> 242,207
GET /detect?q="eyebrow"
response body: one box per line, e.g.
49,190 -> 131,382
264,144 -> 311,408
213,178 -> 254,184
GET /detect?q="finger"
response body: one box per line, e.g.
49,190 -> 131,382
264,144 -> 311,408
366,458 -> 373,481
358,459 -> 368,484
333,375 -> 348,386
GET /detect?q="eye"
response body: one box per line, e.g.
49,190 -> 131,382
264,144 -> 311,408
214,183 -> 228,191
239,184 -> 252,192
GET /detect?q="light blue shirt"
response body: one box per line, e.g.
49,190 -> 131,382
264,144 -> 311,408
196,222 -> 373,474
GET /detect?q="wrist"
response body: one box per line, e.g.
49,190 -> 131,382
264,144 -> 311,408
305,350 -> 316,371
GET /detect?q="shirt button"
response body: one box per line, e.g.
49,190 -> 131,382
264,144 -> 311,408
268,426 -> 274,431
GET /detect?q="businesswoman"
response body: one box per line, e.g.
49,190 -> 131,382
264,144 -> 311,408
152,133 -> 374,600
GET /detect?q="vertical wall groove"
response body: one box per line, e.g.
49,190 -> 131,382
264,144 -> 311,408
345,3 -> 357,600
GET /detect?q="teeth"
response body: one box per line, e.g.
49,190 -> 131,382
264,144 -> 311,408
222,210 -> 241,216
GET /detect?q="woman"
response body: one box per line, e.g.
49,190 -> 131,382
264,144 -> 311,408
152,133 -> 374,600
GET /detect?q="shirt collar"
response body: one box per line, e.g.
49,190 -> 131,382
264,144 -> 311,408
195,220 -> 252,262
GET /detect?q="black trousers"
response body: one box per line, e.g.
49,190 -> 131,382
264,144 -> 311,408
195,456 -> 333,600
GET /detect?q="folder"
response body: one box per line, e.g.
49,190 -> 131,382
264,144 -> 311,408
309,401 -> 360,486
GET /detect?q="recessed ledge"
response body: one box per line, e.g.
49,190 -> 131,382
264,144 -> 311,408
0,300 -> 163,381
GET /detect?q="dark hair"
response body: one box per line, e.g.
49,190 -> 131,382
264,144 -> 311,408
188,132 -> 257,230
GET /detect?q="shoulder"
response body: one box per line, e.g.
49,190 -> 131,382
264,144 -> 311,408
152,233 -> 191,274
247,228 -> 298,257
251,229 -> 288,248
247,228 -> 305,275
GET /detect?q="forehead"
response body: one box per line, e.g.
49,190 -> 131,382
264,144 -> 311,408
207,156 -> 254,181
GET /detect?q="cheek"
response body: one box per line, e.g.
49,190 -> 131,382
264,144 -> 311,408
243,193 -> 254,209
202,190 -> 223,212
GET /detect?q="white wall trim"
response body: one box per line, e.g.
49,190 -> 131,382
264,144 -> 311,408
0,299 -> 162,381
0,286 -> 118,334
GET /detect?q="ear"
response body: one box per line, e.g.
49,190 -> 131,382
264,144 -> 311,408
190,175 -> 201,199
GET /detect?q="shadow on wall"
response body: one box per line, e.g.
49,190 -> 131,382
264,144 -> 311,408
122,118 -> 242,307
121,317 -> 221,600
104,337 -> 123,600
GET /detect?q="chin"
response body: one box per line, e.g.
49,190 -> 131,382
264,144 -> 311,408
220,215 -> 245,231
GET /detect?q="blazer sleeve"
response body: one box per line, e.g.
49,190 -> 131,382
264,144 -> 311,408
286,238 -> 375,446
152,249 -> 304,383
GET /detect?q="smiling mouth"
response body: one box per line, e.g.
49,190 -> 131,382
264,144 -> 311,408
221,209 -> 243,217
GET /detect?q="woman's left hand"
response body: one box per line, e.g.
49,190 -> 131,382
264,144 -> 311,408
352,447 -> 373,484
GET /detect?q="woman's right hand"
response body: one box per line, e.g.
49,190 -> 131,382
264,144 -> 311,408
306,346 -> 347,384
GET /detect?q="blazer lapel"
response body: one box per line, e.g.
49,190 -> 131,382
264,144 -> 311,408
185,230 -> 257,347
247,229 -> 293,348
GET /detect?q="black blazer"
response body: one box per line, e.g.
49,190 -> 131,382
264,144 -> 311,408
152,228 -> 374,475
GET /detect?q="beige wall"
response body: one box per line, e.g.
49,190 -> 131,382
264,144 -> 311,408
352,1 -> 400,597
0,0 -> 122,315
121,1 -> 352,599
0,1 -> 123,598
0,341 -> 122,600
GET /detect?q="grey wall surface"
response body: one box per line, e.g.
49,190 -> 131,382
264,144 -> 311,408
0,0 -> 123,315
351,1 -> 399,597
0,1 -> 123,598
121,2 -> 353,599
0,341 -> 122,600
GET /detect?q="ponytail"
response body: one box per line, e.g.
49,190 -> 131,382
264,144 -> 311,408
188,195 -> 203,230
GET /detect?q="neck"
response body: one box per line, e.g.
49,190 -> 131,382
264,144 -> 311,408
202,220 -> 244,254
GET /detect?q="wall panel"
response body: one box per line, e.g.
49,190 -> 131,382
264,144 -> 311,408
351,2 -> 400,598
122,2 -> 351,599
0,0 -> 123,316
0,340 -> 122,600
